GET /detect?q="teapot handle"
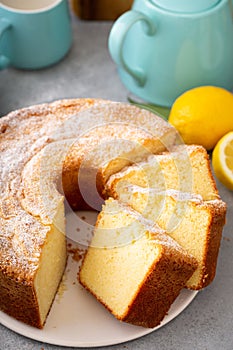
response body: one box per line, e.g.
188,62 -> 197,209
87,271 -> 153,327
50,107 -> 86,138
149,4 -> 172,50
108,10 -> 156,87
0,18 -> 11,70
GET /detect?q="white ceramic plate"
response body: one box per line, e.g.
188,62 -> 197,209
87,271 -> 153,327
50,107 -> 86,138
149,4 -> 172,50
0,211 -> 198,348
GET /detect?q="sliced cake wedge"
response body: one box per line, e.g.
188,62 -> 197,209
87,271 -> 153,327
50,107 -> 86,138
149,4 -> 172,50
79,198 -> 197,328
113,185 -> 226,290
106,145 -> 219,201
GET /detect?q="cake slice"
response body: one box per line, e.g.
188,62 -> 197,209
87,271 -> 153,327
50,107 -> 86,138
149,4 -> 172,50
106,145 -> 219,201
113,185 -> 226,290
79,198 -> 197,328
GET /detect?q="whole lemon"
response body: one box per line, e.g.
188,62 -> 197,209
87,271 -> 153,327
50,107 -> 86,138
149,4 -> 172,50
168,86 -> 233,150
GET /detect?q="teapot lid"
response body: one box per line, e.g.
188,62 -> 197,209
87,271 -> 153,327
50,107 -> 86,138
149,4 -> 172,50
151,0 -> 220,13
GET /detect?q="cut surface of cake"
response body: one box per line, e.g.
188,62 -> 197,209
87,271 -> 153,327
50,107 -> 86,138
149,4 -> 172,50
0,99 -> 176,328
112,185 -> 227,289
62,102 -> 177,210
79,198 -> 198,328
106,145 -> 219,201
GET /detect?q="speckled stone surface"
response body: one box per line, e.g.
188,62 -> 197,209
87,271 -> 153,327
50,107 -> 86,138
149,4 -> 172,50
1,13 -> 233,350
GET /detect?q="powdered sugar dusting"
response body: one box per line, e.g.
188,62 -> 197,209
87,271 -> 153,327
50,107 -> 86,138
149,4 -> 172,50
0,99 -> 175,280
122,185 -> 204,203
99,198 -> 191,255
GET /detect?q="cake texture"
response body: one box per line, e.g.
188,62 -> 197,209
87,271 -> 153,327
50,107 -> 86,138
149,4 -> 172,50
0,99 -> 176,328
62,101 -> 177,210
110,186 -> 227,289
106,144 -> 219,200
79,198 -> 198,328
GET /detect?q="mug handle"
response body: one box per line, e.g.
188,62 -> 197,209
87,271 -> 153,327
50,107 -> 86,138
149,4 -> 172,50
0,18 -> 12,70
108,10 -> 156,87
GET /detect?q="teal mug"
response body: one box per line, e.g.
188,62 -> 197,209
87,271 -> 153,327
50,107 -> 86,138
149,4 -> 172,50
108,0 -> 233,107
0,0 -> 72,70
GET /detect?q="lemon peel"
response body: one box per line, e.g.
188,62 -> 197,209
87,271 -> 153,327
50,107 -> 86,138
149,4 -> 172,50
212,131 -> 233,190
168,86 -> 233,150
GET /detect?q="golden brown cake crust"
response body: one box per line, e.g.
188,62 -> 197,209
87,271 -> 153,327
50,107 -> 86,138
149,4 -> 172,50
79,252 -> 195,329
79,228 -> 197,329
0,267 -> 42,328
197,200 -> 227,289
122,246 -> 196,328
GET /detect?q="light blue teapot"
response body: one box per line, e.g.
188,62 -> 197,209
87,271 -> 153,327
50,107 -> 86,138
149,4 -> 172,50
109,0 -> 233,106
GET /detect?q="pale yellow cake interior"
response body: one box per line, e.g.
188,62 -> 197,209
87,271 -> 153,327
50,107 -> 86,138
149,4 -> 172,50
34,212 -> 66,324
115,186 -> 225,289
80,200 -> 157,316
79,198 -> 195,319
106,145 -> 219,201
81,234 -> 161,317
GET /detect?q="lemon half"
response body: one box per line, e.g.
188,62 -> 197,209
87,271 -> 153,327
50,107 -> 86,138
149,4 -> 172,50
212,131 -> 233,190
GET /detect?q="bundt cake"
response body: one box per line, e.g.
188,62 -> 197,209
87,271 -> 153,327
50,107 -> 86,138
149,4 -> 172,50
109,185 -> 226,289
79,198 -> 198,328
106,144 -> 219,200
0,99 -> 177,328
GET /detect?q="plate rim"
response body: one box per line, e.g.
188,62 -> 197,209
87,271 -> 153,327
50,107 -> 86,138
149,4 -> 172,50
0,290 -> 198,348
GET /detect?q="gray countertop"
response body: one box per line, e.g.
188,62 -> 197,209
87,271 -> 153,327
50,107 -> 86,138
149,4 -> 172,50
1,15 -> 233,350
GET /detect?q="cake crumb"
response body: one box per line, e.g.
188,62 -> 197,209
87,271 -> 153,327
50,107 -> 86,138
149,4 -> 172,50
67,245 -> 85,263
56,272 -> 68,303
